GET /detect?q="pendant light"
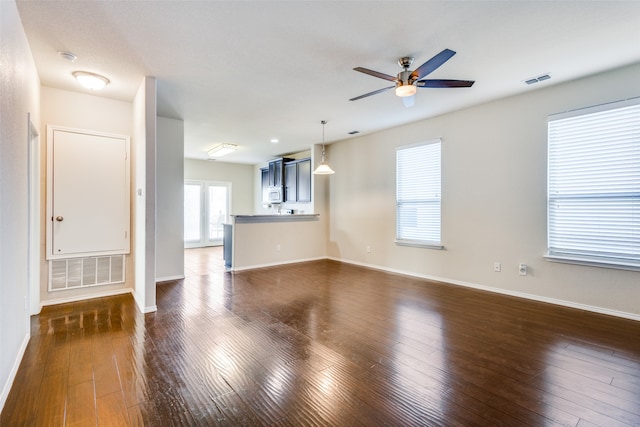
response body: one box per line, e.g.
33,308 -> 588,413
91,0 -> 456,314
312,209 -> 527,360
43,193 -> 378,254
313,120 -> 335,175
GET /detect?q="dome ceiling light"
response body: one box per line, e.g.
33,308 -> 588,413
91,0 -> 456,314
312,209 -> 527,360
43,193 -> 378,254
73,71 -> 110,91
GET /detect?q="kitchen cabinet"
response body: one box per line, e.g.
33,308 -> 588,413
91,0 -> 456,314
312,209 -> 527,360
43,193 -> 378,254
260,167 -> 269,203
284,158 -> 311,203
268,158 -> 285,187
266,158 -> 292,203
297,158 -> 311,203
284,162 -> 297,202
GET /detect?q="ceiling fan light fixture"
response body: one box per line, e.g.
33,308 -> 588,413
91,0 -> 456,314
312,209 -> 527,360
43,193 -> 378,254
73,71 -> 110,90
208,143 -> 237,158
313,120 -> 335,175
395,83 -> 417,97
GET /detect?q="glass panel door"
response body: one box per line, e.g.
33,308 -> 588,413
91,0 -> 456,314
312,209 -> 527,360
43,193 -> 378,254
184,182 -> 203,247
207,184 -> 229,245
184,180 -> 231,248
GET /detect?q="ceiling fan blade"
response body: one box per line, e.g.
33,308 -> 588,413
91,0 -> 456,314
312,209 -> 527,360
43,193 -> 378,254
353,67 -> 396,82
349,86 -> 394,101
410,49 -> 456,80
417,79 -> 475,88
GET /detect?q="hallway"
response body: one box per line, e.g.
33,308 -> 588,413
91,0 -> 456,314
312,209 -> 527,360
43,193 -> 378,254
183,246 -> 225,279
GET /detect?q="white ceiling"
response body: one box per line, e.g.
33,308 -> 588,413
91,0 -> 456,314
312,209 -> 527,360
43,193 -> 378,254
16,1 -> 640,164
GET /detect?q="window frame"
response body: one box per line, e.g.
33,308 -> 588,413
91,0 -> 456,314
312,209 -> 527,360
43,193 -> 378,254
395,138 -> 443,250
546,97 -> 640,270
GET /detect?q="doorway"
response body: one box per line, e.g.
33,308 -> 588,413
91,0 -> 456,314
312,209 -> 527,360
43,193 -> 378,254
184,180 -> 231,248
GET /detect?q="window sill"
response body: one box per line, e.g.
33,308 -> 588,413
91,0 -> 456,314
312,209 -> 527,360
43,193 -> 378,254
545,253 -> 640,272
395,240 -> 444,250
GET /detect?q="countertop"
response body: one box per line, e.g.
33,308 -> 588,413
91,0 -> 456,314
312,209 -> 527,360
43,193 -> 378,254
232,214 -> 319,223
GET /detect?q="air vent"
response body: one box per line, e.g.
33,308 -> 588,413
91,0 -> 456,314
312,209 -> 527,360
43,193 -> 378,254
524,73 -> 551,85
49,255 -> 125,291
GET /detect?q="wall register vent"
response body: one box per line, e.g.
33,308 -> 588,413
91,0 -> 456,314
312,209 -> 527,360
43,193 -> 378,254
49,255 -> 125,291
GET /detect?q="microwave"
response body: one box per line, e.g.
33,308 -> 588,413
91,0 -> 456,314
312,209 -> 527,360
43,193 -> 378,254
268,186 -> 283,203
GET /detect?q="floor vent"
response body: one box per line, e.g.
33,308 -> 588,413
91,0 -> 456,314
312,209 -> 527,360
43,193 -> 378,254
49,255 -> 125,291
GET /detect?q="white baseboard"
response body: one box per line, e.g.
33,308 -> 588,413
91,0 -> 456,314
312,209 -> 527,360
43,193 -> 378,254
232,256 -> 326,272
330,257 -> 640,322
140,305 -> 157,314
0,333 -> 30,412
156,274 -> 185,283
133,292 -> 157,314
40,287 -> 133,308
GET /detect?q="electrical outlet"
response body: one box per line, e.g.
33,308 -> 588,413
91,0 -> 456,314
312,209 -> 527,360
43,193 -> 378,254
366,245 -> 372,253
276,244 -> 281,252
494,262 -> 501,272
519,263 -> 527,276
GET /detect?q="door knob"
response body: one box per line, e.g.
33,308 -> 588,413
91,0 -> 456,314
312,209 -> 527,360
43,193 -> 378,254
56,216 -> 64,222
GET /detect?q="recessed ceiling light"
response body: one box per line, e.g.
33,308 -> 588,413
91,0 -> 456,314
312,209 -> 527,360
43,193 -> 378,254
270,138 -> 279,144
73,71 -> 110,90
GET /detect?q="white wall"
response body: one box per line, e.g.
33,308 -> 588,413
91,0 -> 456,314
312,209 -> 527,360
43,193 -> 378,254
132,77 -> 158,313
0,0 -> 41,409
327,63 -> 640,319
184,159 -> 254,215
39,86 -> 134,305
156,116 -> 184,281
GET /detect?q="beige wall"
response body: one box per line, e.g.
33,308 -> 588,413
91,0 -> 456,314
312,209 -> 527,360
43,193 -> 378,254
184,158 -> 254,215
326,63 -> 640,319
232,218 -> 326,270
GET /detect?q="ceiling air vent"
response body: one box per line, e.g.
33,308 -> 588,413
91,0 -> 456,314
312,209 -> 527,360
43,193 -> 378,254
524,73 -> 551,85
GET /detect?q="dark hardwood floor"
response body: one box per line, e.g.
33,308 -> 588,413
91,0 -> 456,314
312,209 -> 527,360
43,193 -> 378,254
2,248 -> 640,426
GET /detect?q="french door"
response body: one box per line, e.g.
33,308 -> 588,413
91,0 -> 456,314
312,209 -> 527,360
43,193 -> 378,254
184,180 -> 230,248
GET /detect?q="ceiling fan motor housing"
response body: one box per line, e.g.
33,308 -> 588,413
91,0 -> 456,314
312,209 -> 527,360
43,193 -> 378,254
397,69 -> 415,87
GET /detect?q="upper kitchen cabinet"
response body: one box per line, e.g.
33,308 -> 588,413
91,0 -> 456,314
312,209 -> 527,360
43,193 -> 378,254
260,167 -> 269,203
266,157 -> 292,203
296,158 -> 311,203
284,158 -> 311,203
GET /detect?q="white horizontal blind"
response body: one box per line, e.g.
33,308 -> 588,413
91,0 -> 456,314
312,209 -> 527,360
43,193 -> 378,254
547,99 -> 640,268
396,139 -> 441,245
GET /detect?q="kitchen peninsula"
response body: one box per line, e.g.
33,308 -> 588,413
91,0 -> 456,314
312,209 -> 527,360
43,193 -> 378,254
226,213 -> 325,270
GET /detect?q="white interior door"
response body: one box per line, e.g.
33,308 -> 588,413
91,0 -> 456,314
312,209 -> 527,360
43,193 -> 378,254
47,127 -> 130,259
184,180 -> 230,248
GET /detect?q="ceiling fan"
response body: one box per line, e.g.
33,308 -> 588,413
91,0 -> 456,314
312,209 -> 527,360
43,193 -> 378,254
349,48 -> 474,106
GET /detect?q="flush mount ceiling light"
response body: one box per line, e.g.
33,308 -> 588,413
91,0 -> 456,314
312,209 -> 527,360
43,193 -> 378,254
73,71 -> 110,90
313,120 -> 335,175
208,143 -> 237,159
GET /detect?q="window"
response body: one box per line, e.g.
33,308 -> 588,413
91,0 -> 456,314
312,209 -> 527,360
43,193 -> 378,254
396,139 -> 442,248
547,98 -> 640,269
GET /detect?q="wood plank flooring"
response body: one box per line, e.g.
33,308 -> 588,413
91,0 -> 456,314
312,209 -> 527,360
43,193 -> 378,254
2,248 -> 640,426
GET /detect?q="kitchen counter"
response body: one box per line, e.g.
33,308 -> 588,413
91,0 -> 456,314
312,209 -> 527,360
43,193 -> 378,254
233,214 -> 319,224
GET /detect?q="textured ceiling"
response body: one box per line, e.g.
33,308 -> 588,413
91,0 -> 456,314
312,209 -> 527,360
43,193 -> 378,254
16,1 -> 640,164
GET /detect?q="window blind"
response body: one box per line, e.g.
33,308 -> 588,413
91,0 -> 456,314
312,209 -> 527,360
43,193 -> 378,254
396,139 -> 441,246
547,99 -> 640,268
